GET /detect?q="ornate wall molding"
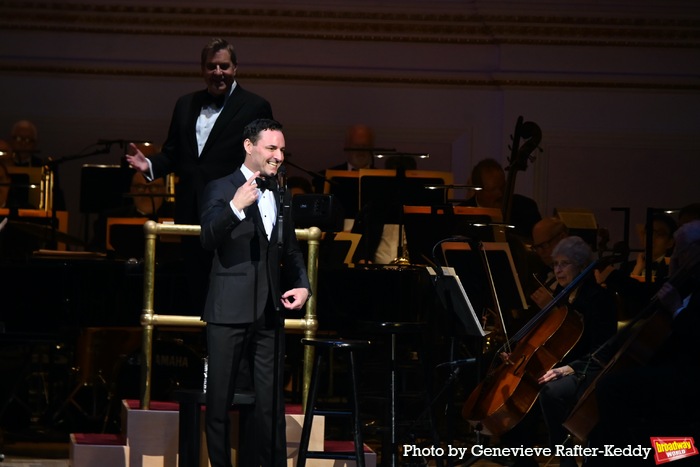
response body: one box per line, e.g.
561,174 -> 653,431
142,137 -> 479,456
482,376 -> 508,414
1,1 -> 699,48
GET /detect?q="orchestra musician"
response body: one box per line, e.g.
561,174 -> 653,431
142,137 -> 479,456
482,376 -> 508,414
499,236 -> 618,467
583,220 -> 700,467
530,217 -> 570,309
595,213 -> 677,320
459,158 -> 541,242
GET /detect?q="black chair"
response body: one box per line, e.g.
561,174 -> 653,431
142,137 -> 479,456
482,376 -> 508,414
297,337 -> 371,467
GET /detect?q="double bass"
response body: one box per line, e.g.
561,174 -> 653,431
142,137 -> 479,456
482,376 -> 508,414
502,116 -> 542,226
461,260 -> 600,436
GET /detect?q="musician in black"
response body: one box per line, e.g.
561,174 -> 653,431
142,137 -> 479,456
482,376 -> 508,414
500,236 -> 617,467
583,220 -> 700,467
460,158 -> 541,242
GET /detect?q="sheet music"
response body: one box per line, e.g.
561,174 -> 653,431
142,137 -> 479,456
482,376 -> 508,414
427,266 -> 488,337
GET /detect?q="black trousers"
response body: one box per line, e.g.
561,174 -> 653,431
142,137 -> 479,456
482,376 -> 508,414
205,309 -> 287,467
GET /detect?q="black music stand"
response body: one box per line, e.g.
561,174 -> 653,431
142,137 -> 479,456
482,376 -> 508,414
425,265 -> 487,467
356,169 -> 449,263
403,206 -> 504,266
80,164 -> 134,241
441,242 -> 528,327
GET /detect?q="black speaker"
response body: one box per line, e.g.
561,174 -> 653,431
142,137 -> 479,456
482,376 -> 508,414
291,194 -> 344,232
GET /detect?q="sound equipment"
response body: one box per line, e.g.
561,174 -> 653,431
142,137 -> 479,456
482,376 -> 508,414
292,194 -> 344,232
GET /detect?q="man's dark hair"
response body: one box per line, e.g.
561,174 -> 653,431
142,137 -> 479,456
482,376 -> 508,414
243,119 -> 283,144
201,38 -> 237,68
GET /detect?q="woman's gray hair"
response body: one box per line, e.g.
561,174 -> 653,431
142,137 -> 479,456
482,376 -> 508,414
551,236 -> 594,269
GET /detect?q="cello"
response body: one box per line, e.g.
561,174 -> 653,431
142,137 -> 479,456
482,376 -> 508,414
562,242 -> 700,442
461,259 -> 601,436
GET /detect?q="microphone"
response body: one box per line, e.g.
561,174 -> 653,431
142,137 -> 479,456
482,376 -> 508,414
277,165 -> 287,193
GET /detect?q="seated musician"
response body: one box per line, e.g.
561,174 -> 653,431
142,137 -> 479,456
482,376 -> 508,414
501,236 -> 617,467
529,217 -> 570,309
583,220 -> 700,467
459,158 -> 541,242
595,213 -> 676,320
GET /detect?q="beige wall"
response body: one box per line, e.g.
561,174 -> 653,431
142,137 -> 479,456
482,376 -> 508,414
1,0 -> 699,246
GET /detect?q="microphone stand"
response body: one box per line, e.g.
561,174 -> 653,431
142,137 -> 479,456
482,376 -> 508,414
271,166 -> 288,466
283,158 -> 340,190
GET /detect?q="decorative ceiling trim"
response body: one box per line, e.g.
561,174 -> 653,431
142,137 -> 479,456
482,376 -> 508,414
1,2 -> 699,48
1,63 -> 698,91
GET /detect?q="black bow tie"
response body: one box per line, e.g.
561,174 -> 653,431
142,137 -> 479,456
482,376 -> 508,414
203,92 -> 226,109
255,176 -> 277,193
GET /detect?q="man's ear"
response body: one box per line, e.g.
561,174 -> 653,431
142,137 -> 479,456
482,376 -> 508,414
243,138 -> 252,154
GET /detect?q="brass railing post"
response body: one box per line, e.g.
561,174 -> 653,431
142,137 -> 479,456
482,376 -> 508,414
138,222 -> 321,411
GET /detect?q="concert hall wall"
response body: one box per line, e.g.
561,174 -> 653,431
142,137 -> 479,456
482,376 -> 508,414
0,0 -> 699,247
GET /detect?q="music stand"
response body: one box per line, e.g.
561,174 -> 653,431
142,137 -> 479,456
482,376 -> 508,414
425,265 -> 487,467
358,169 -> 452,263
4,166 -> 44,209
403,206 -> 506,265
323,169 -> 360,220
441,242 -> 528,321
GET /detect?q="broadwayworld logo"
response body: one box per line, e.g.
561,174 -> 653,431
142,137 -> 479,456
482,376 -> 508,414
651,437 -> 699,465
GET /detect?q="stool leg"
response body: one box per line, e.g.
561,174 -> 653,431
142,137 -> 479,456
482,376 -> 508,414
297,351 -> 323,467
349,350 -> 366,467
390,333 -> 398,467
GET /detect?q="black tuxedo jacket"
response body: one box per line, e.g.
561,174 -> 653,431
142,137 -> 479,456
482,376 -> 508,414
149,85 -> 273,225
199,169 -> 310,324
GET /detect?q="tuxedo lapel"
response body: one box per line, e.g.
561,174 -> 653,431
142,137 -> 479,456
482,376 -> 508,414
201,87 -> 244,158
186,91 -> 208,156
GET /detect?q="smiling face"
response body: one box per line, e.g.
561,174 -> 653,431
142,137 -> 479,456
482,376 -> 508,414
243,129 -> 285,178
202,48 -> 236,97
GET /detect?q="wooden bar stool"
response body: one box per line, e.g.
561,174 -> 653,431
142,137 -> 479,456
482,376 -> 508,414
297,337 -> 371,467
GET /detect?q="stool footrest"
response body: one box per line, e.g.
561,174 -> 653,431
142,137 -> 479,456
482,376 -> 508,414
314,409 -> 352,417
305,451 -> 359,460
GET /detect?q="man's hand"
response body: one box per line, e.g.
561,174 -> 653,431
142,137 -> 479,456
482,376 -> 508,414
281,287 -> 309,311
232,172 -> 261,212
125,143 -> 149,173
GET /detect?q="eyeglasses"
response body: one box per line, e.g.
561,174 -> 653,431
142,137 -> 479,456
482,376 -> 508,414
552,260 -> 574,270
13,136 -> 36,144
131,184 -> 165,194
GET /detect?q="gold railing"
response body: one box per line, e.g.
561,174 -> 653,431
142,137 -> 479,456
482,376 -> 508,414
138,220 -> 321,410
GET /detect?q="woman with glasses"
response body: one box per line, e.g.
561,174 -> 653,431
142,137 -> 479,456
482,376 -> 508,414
498,236 -> 618,467
534,236 -> 618,467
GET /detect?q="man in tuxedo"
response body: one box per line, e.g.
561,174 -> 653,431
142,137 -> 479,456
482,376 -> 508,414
126,37 -> 273,313
200,119 -> 310,467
